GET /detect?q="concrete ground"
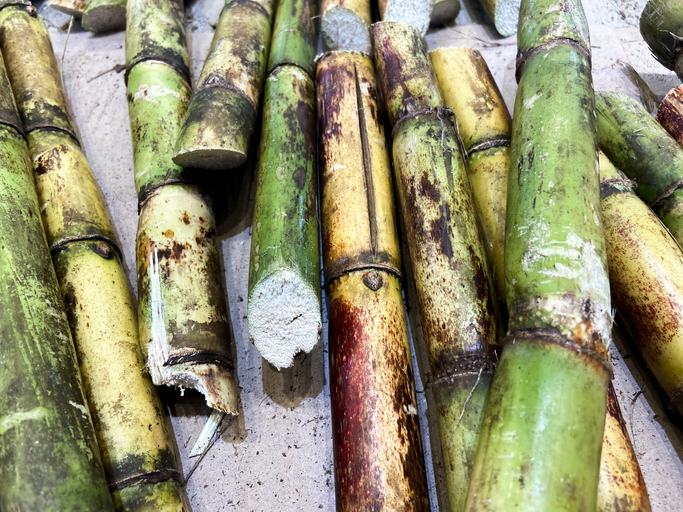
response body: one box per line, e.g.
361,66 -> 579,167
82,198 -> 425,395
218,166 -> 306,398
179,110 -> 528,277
33,0 -> 683,510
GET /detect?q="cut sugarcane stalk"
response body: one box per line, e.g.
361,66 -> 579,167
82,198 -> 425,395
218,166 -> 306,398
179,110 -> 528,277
465,0 -> 612,509
174,0 -> 275,170
0,4 -> 189,509
377,0 -> 434,35
247,0 -> 320,369
431,46 -> 510,308
82,0 -> 127,34
598,382 -> 651,512
317,50 -> 429,510
479,0 -> 521,37
372,22 -> 503,512
599,151 -> 683,416
430,0 -> 460,27
47,0 -> 89,17
127,0 -> 239,413
321,0 -> 371,52
0,46 -> 113,511
596,91 -> 683,250
656,84 -> 683,145
640,0 -> 683,79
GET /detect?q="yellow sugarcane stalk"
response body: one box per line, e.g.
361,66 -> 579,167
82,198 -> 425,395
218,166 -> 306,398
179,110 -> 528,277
431,47 -> 509,308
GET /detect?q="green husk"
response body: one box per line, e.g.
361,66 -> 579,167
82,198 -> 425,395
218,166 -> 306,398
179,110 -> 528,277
82,0 -> 127,34
125,0 -> 190,81
127,60 -> 193,203
640,0 -> 683,79
465,0 -> 611,510
373,21 -> 502,512
173,0 -> 273,170
596,91 -> 683,247
0,95 -> 113,511
267,0 -> 318,77
247,65 -> 320,369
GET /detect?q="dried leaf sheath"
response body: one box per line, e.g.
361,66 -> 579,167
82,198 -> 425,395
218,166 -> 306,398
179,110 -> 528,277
317,50 -> 429,510
0,4 -> 188,509
465,0 -> 611,509
174,0 -> 275,170
126,0 -> 239,415
0,48 -> 113,511
596,92 -> 683,249
372,22 -> 502,512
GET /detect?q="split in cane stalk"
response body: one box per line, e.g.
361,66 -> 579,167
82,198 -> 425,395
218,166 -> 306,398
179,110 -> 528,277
596,91 -> 683,250
464,0 -> 612,509
127,0 -> 239,414
321,0 -> 371,52
431,46 -> 510,310
598,151 -> 683,417
318,50 -> 430,510
377,0 -> 434,36
247,0 -> 321,369
373,22 -> 503,511
174,0 -> 275,170
0,15 -> 113,510
82,0 -> 127,34
641,0 -> 683,80
0,3 -> 189,509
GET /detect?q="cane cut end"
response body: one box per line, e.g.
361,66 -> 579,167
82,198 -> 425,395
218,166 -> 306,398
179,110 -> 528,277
494,0 -> 520,37
248,270 -> 322,370
82,3 -> 127,34
173,87 -> 255,170
382,0 -> 433,36
430,0 -> 460,27
322,7 -> 371,54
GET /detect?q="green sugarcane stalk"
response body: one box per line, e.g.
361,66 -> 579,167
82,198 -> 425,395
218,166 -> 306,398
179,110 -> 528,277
0,46 -> 113,511
596,91 -> 683,249
640,0 -> 683,79
127,0 -> 239,414
173,0 -> 275,170
465,0 -> 612,510
82,0 -> 127,34
372,21 -> 503,512
247,0 -> 320,369
0,5 -> 189,510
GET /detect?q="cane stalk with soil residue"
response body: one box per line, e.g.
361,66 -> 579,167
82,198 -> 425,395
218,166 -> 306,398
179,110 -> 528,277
173,0 -> 275,170
127,0 -> 239,414
0,18 -> 114,511
317,50 -> 430,510
596,91 -> 683,250
0,4 -> 189,510
465,0 -> 612,510
373,22 -> 503,512
247,0 -> 321,369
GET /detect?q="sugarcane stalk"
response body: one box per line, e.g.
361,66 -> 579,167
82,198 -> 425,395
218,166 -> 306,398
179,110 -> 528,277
82,0 -> 127,34
430,0 -> 460,27
0,46 -> 113,511
47,0 -> 89,17
247,0 -> 320,369
373,22 -> 503,512
321,0 -> 371,53
0,4 -> 189,509
599,151 -> 683,416
478,0 -> 521,36
377,0 -> 434,36
317,50 -> 429,510
596,91 -> 683,249
640,0 -> 683,79
465,0 -> 612,509
598,383 -> 651,512
127,0 -> 239,413
173,0 -> 275,170
656,84 -> 683,146
430,46 -> 510,308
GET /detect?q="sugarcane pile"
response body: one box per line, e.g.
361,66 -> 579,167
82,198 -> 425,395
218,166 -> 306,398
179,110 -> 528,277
2,0 -> 683,509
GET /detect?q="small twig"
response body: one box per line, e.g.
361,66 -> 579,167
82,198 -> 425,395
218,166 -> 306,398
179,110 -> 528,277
87,64 -> 126,83
189,409 -> 225,458
60,15 -> 74,82
183,411 -> 230,488
449,366 -> 485,442
444,27 -> 514,47
629,390 -> 644,455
